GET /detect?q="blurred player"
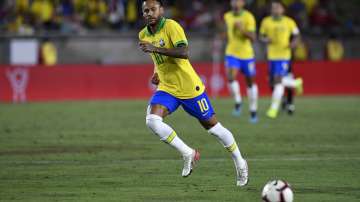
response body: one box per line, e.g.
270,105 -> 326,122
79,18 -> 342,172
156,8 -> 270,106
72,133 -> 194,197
223,0 -> 258,123
259,0 -> 303,119
138,0 -> 248,186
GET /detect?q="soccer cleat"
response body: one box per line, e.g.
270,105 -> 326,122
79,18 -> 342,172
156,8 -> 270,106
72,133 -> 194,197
295,78 -> 303,95
236,160 -> 249,186
287,104 -> 295,115
232,103 -> 242,117
182,149 -> 200,177
249,116 -> 258,124
249,112 -> 258,124
266,108 -> 278,119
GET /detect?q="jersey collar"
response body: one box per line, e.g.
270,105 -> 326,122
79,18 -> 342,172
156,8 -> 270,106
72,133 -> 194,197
146,17 -> 166,36
271,15 -> 283,21
233,9 -> 245,16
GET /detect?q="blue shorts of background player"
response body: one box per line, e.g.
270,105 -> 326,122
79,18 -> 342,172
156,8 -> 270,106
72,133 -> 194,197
149,91 -> 215,121
269,60 -> 290,77
225,55 -> 256,77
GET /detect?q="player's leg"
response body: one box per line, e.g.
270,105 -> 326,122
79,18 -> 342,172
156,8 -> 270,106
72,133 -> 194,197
145,91 -> 197,177
280,61 -> 303,95
225,56 -> 242,116
267,61 -> 286,118
242,59 -> 258,123
283,65 -> 295,115
200,115 -> 248,186
181,93 -> 248,186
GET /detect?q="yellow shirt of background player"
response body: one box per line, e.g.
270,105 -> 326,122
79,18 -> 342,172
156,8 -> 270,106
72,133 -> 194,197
139,18 -> 205,99
224,10 -> 256,59
260,16 -> 299,60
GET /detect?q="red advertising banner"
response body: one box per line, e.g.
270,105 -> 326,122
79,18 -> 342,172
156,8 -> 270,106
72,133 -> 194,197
0,61 -> 359,102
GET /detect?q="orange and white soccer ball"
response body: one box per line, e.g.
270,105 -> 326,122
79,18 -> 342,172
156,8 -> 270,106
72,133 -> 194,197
261,180 -> 294,202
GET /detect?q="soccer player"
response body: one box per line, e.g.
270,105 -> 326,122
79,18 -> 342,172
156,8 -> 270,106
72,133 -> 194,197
259,0 -> 303,119
138,0 -> 248,186
223,0 -> 258,123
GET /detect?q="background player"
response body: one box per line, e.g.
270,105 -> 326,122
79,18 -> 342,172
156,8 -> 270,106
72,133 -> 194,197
138,0 -> 248,186
223,0 -> 258,123
259,0 -> 303,119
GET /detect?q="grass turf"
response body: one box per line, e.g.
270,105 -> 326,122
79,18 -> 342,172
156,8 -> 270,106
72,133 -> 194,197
0,96 -> 359,201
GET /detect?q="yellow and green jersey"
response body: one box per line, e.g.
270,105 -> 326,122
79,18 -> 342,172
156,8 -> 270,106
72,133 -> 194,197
260,16 -> 300,60
224,10 -> 256,59
139,18 -> 205,99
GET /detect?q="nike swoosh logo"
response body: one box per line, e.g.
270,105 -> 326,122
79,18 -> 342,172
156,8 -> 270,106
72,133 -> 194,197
202,111 -> 210,116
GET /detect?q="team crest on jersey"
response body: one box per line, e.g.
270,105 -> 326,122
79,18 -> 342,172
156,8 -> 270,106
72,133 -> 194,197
159,39 -> 165,47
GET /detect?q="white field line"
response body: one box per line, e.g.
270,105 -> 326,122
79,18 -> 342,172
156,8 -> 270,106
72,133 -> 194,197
1,156 -> 360,165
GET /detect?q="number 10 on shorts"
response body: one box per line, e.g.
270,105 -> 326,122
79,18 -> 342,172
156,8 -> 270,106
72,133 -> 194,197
197,98 -> 209,113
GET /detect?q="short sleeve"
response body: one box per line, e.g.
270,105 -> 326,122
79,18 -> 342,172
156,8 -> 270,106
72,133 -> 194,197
259,19 -> 267,36
246,13 -> 256,32
167,20 -> 188,47
289,19 -> 300,35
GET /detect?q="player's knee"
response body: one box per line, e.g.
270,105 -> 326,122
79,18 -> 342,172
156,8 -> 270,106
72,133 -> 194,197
208,122 -> 224,138
145,114 -> 163,133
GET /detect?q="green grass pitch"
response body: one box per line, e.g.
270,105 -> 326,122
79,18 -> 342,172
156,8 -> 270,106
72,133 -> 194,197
0,96 -> 360,201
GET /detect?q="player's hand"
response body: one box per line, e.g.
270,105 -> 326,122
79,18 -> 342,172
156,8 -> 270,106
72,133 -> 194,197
151,73 -> 160,85
139,41 -> 157,53
289,41 -> 297,49
235,21 -> 245,32
262,37 -> 272,44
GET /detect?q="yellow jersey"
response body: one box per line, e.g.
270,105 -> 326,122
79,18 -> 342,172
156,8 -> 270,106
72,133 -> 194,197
260,16 -> 299,60
224,10 -> 256,59
139,18 -> 205,99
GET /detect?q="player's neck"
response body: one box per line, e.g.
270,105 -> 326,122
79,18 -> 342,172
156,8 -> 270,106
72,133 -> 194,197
148,17 -> 164,34
272,15 -> 283,20
233,8 -> 244,15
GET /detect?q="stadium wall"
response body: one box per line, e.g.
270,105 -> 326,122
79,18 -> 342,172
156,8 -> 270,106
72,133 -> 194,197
0,61 -> 359,102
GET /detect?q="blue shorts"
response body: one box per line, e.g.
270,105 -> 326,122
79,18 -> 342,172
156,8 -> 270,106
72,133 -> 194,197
269,60 -> 290,76
225,56 -> 256,77
149,91 -> 215,121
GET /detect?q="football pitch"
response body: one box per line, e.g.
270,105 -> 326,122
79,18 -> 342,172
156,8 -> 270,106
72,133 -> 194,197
0,96 -> 359,202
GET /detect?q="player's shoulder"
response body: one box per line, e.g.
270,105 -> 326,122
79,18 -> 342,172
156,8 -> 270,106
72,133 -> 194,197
284,16 -> 296,24
138,26 -> 148,39
243,9 -> 255,18
261,16 -> 272,24
164,18 -> 182,29
224,11 -> 232,19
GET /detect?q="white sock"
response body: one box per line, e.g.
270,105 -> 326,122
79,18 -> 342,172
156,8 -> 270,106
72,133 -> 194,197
270,84 -> 284,110
146,114 -> 193,156
229,80 -> 242,104
282,76 -> 296,88
208,123 -> 246,169
247,84 -> 258,112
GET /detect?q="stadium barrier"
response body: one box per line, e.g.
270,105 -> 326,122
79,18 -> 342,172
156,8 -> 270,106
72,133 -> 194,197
1,61 -> 359,102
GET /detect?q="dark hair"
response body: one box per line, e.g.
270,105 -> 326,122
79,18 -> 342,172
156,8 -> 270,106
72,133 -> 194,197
143,0 -> 164,6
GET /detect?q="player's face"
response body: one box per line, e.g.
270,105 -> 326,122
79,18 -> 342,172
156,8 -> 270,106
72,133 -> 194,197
231,0 -> 245,10
271,2 -> 284,16
142,0 -> 164,26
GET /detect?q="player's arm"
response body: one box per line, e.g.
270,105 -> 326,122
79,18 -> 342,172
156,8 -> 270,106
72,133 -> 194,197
259,20 -> 271,44
259,34 -> 271,44
236,14 -> 257,42
235,22 -> 256,42
289,19 -> 300,49
139,41 -> 189,59
289,34 -> 300,49
235,19 -> 256,42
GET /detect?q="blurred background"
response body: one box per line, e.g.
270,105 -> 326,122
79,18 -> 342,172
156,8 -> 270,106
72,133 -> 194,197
0,0 -> 359,102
